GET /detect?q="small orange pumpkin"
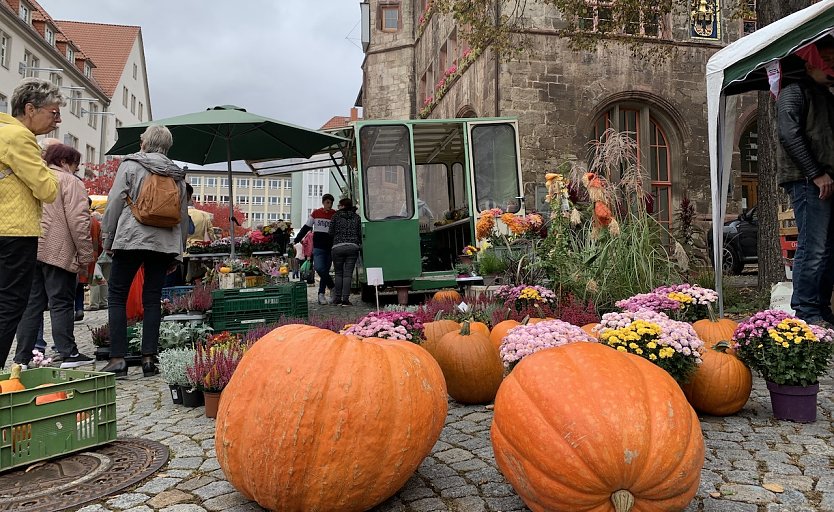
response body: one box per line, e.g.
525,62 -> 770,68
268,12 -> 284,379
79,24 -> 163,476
433,289 -> 462,303
0,364 -> 25,393
581,322 -> 599,337
681,341 -> 752,416
433,322 -> 504,404
469,321 -> 491,337
490,320 -> 521,351
421,319 -> 460,356
692,308 -> 738,352
527,317 -> 555,325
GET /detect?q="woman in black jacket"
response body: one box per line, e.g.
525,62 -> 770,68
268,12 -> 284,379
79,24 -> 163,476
329,198 -> 362,306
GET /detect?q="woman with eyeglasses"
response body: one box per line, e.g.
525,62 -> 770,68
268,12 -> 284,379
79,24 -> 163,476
0,78 -> 62,368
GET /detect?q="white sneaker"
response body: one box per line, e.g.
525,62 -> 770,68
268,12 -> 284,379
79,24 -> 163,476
317,293 -> 327,305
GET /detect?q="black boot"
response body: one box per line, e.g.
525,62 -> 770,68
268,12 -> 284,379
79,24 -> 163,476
101,359 -> 127,377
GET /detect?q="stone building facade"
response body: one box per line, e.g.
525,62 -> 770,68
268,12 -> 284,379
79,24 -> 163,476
360,0 -> 761,227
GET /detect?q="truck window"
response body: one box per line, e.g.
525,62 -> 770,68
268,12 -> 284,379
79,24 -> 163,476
471,123 -> 520,213
360,125 -> 414,221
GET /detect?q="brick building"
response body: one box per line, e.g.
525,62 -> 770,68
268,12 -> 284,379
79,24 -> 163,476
359,0 -> 761,227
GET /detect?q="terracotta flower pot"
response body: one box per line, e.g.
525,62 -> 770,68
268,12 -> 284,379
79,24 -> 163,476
204,390 -> 222,418
766,381 -> 819,423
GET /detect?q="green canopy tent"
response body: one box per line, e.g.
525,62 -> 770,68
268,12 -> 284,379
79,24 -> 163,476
106,105 -> 349,257
706,0 -> 834,315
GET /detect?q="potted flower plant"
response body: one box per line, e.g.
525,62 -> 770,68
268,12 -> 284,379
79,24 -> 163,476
341,311 -> 424,343
732,310 -> 834,423
595,309 -> 705,383
186,332 -> 246,418
158,347 -> 195,405
498,320 -> 595,371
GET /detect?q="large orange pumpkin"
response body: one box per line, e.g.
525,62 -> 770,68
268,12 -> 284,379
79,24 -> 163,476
215,325 -> 448,512
433,322 -> 504,404
433,289 -> 462,303
490,320 -> 521,351
692,315 -> 738,352
581,322 -> 599,338
469,321 -> 491,337
681,341 -> 752,416
492,342 -> 704,512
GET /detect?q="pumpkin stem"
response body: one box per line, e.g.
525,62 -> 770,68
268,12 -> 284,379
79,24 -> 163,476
521,315 -> 530,325
434,310 -> 445,321
713,340 -> 732,353
10,364 -> 21,380
460,321 -> 471,336
611,490 -> 635,512
706,302 -> 718,323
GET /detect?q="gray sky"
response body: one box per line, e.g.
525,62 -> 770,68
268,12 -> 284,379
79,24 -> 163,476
39,0 -> 365,130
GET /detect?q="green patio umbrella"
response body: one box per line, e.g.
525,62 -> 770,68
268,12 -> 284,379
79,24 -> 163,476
106,105 -> 349,258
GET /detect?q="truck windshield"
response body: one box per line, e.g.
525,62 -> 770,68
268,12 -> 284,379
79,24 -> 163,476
360,125 -> 414,221
471,123 -> 520,213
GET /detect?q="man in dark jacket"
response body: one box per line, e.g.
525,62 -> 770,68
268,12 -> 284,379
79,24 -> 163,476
777,36 -> 834,325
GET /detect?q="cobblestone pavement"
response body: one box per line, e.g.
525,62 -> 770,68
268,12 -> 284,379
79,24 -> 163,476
11,295 -> 834,512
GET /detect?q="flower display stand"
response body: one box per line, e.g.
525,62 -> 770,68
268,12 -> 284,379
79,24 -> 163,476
218,272 -> 245,289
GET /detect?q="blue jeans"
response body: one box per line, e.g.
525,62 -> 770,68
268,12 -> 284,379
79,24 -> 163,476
786,179 -> 834,322
312,248 -> 334,294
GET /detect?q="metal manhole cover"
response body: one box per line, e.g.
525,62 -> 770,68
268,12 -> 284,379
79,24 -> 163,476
0,438 -> 169,512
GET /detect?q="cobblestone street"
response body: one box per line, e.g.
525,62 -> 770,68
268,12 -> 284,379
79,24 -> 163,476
20,301 -> 834,512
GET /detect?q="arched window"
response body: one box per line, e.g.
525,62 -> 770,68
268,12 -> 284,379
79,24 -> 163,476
592,105 -> 674,237
738,119 -> 758,210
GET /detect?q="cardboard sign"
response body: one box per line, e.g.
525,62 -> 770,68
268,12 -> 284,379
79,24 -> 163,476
366,267 -> 384,286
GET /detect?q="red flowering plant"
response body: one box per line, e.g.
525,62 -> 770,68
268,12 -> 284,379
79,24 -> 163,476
186,332 -> 246,392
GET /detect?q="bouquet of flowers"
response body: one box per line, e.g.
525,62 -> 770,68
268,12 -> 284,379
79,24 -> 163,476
341,311 -> 424,343
596,310 -> 704,382
462,245 -> 479,257
616,284 -> 719,322
732,310 -> 834,386
495,284 -> 557,312
476,208 -> 545,247
499,319 -> 594,369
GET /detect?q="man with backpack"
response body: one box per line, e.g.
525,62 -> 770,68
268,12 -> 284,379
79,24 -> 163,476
100,125 -> 189,378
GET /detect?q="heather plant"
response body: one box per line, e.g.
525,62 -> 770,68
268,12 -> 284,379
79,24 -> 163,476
186,338 -> 246,392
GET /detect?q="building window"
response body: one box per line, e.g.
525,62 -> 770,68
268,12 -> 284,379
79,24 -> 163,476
22,50 -> 33,76
67,46 -> 74,62
307,184 -> 324,197
269,179 -> 280,189
284,179 -> 292,189
206,177 -> 217,187
133,63 -> 137,79
592,104 -> 675,238
381,5 -> 400,32
219,195 -> 229,203
743,0 -> 757,35
49,72 -> 61,87
236,178 -> 249,188
236,195 -> 249,205
220,178 -> 229,187
122,87 -> 128,107
384,167 -> 399,184
18,2 -> 31,24
204,194 -> 216,203
0,32 -> 10,69
70,90 -> 82,117
45,26 -> 55,46
138,102 -> 143,121
85,145 -> 96,165
578,1 -> 662,38
269,196 -> 279,205
0,93 -> 7,113
63,133 -> 78,149
87,103 -> 98,129
251,212 -> 264,223
284,197 -> 292,205
130,94 -> 136,114
252,196 -> 264,205
192,195 -> 201,203
190,176 -> 202,186
84,61 -> 92,78
268,213 -> 280,222
253,179 -> 264,189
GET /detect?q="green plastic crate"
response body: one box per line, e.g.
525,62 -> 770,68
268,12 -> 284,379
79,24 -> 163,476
0,368 -> 117,472
211,282 -> 308,333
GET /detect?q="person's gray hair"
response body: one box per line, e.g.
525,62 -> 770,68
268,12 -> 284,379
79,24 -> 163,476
140,125 -> 173,155
11,78 -> 65,117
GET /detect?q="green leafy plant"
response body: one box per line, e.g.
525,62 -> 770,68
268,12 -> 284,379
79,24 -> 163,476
478,248 -> 509,276
158,347 -> 195,387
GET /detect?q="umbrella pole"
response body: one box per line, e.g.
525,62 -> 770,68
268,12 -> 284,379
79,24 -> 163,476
227,136 -> 235,259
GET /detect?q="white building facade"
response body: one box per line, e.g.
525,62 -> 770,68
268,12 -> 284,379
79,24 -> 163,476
187,170 -> 294,229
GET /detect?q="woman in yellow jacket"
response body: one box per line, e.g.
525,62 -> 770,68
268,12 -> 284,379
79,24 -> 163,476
0,78 -> 62,367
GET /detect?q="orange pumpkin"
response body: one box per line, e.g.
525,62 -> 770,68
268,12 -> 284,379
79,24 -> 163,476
421,319 -> 460,356
433,322 -> 504,404
581,322 -> 599,338
527,317 -> 555,325
692,315 -> 738,352
490,320 -> 521,351
469,321 -> 491,337
433,289 -> 462,303
0,364 -> 25,393
681,341 -> 752,416
492,342 -> 704,512
215,325 -> 447,512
